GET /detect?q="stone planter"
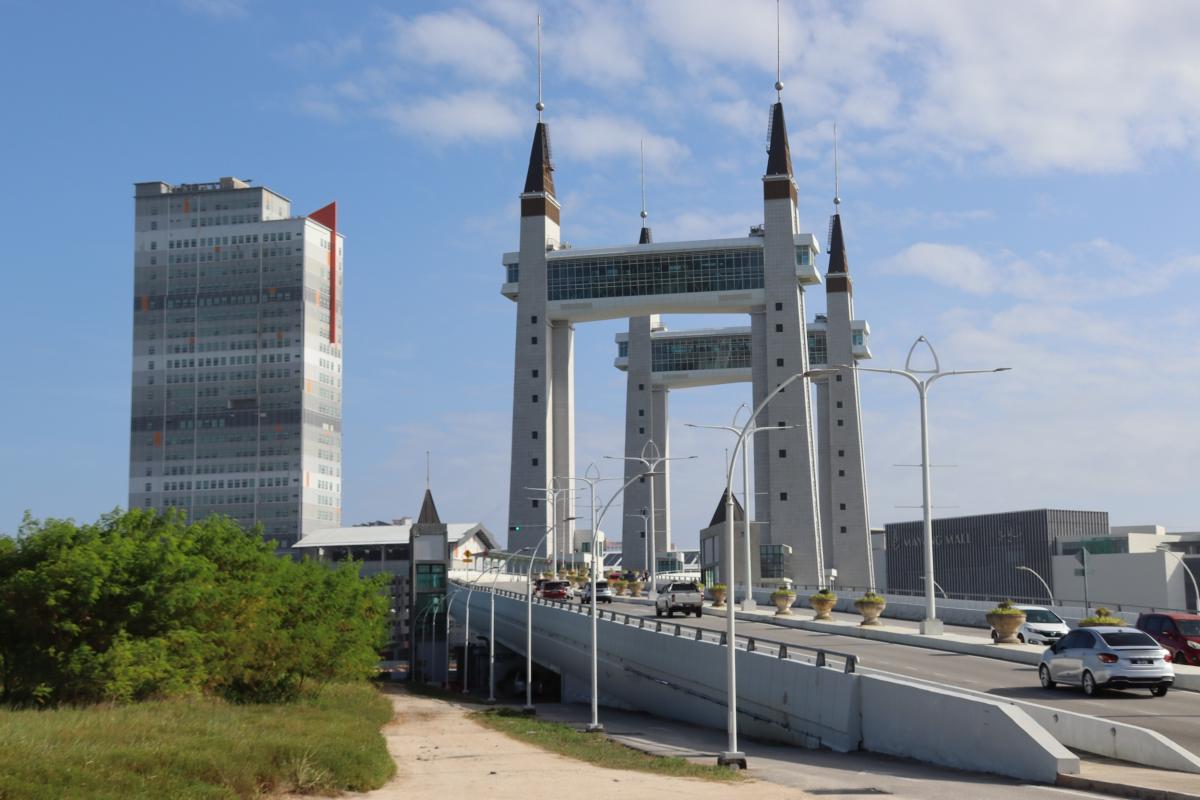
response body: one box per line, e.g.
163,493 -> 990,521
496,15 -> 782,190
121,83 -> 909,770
809,595 -> 836,621
772,593 -> 796,615
855,599 -> 886,626
628,581 -> 643,598
711,587 -> 727,607
988,612 -> 1026,643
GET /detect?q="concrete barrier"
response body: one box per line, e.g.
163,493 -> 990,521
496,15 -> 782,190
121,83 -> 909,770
452,585 -> 1081,781
859,674 -> 1077,783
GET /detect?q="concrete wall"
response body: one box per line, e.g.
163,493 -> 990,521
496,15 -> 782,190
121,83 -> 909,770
452,584 -> 1078,781
1051,551 -> 1186,610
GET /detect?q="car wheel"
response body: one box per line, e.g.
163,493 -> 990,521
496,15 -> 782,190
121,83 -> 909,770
696,607 -> 703,618
1082,671 -> 1100,697
668,608 -> 674,618
1039,664 -> 1056,689
1177,652 -> 1188,667
1151,685 -> 1169,698
1018,634 -> 1025,644
655,607 -> 662,618
991,630 -> 998,643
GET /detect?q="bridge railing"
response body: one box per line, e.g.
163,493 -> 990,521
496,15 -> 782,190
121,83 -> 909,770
453,581 -> 859,674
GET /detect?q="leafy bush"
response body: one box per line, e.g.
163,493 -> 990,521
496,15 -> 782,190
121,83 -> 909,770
710,583 -> 727,592
988,599 -> 1025,616
808,588 -> 836,603
0,509 -> 388,707
1079,607 -> 1124,627
855,592 -> 886,605
772,584 -> 797,599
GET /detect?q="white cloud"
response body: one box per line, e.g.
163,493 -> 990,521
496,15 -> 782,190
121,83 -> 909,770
882,243 -> 1001,295
389,10 -> 525,85
380,90 -> 523,142
555,114 -> 690,170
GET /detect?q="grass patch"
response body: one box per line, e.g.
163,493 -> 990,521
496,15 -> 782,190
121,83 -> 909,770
473,708 -> 744,782
0,683 -> 396,800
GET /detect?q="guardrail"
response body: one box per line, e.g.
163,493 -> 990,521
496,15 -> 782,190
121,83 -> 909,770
457,581 -> 859,674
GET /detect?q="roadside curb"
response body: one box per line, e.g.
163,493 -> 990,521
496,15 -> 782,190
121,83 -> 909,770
1057,772 -> 1200,800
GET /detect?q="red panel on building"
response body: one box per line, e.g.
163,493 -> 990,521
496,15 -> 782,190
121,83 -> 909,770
308,202 -> 337,344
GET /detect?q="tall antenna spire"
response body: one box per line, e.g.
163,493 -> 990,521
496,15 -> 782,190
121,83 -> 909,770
833,121 -> 841,212
774,0 -> 784,99
639,139 -> 648,228
425,450 -> 431,490
536,14 -> 545,120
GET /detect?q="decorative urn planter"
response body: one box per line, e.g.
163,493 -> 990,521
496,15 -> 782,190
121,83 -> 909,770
808,591 -> 837,621
855,593 -> 887,626
628,580 -> 643,598
610,580 -> 627,596
987,600 -> 1026,643
771,590 -> 797,615
710,584 -> 727,608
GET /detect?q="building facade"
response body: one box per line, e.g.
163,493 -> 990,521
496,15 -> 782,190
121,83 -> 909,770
885,509 -> 1109,598
129,177 -> 344,548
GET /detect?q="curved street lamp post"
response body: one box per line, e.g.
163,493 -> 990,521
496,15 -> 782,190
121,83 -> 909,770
850,336 -> 1009,635
1015,565 -> 1055,606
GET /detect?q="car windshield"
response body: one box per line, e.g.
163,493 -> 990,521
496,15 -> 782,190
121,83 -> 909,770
669,583 -> 698,591
1177,620 -> 1200,636
1024,609 -> 1063,624
592,582 -> 608,590
1100,631 -> 1158,648
545,582 -> 568,590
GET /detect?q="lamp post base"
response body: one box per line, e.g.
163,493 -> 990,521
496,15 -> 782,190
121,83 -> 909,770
585,722 -> 604,733
717,751 -> 747,769
485,697 -> 497,705
521,705 -> 536,716
739,599 -> 756,611
919,618 -> 944,636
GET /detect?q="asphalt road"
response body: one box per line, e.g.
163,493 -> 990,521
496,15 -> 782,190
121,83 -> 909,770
597,596 -> 1200,759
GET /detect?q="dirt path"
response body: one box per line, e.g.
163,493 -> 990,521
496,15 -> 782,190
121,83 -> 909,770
309,690 -> 813,799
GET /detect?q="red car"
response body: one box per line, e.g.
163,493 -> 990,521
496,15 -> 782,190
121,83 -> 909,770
1136,612 -> 1200,667
539,580 -> 572,601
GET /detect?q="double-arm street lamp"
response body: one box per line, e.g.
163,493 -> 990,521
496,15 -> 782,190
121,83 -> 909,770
849,335 -> 1010,635
605,439 -> 695,599
687,407 -> 798,610
487,548 -> 535,702
1157,546 -> 1200,612
1016,565 -> 1055,605
520,515 -> 578,713
526,481 -> 576,576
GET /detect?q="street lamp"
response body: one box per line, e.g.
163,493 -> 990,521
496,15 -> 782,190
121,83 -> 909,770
686,409 -> 799,611
522,515 -> 578,713
445,587 -> 459,688
918,574 -> 948,599
626,512 -> 648,578
461,560 -> 508,695
605,440 -> 695,600
526,481 -> 576,576
1157,546 -> 1200,612
1015,565 -> 1054,605
488,548 -> 533,703
849,336 -> 1009,635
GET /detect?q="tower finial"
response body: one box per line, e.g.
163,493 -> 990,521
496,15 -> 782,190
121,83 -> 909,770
536,14 -> 545,119
425,450 -> 431,490
639,139 -> 648,227
774,0 -> 784,98
833,121 -> 841,211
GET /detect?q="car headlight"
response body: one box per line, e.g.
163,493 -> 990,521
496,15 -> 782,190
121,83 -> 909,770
1188,640 -> 1200,650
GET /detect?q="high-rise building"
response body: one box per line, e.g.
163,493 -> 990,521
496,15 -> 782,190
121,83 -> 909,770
129,177 -> 343,548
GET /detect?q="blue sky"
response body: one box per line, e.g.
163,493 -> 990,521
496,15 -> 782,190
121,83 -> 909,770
3,0 -> 1199,545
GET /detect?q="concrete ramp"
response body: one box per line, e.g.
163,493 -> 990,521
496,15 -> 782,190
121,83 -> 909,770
452,586 -> 1077,782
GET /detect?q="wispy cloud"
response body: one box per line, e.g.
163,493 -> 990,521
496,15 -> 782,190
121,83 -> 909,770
379,90 -> 523,142
388,10 -> 525,85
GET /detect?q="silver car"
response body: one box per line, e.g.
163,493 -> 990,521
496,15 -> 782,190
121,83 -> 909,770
1039,626 -> 1174,697
578,580 -> 613,604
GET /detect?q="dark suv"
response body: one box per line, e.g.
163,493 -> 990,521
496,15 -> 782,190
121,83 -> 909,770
1136,612 -> 1200,667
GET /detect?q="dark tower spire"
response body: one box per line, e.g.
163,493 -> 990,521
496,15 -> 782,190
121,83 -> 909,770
765,103 -> 793,178
523,122 -> 555,196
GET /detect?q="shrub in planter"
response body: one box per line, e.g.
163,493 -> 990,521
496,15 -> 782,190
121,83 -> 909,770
986,599 -> 1027,644
808,588 -> 837,621
771,585 -> 797,615
854,591 -> 887,626
627,580 -> 644,597
1079,607 -> 1124,627
710,583 -> 728,607
609,578 -> 627,596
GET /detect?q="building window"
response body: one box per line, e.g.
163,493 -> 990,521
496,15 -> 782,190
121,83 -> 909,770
839,503 -> 846,510
532,369 -> 539,378
775,323 -> 783,332
836,401 -> 843,409
531,430 -> 538,439
778,449 -> 787,458
638,409 -> 644,417
532,458 -> 539,466
531,336 -> 538,345
531,315 -> 538,324
838,449 -> 844,457
840,526 -> 847,533
532,394 -> 538,403
777,421 -> 786,427
835,374 -> 842,382
838,469 -> 845,477
837,419 -> 844,427
532,499 -> 539,508
776,358 -> 784,367
775,302 -> 782,311
638,383 -> 644,390
638,427 -> 645,434
779,492 -> 788,501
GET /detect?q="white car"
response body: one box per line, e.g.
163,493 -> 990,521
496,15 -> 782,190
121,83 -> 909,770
991,605 -> 1070,645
